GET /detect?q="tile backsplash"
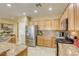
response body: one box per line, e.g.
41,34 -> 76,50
38,30 -> 56,37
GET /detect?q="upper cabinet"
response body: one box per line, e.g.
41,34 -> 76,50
51,19 -> 60,30
60,5 -> 68,30
38,21 -> 45,30
29,21 -> 38,26
44,20 -> 51,30
75,4 -> 79,30
68,4 -> 75,31
29,19 -> 60,30
36,20 -> 52,30
60,3 -> 79,31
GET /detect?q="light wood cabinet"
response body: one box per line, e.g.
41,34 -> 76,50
44,38 -> 52,47
44,20 -> 51,30
68,4 -> 75,31
37,36 -> 44,46
51,37 -> 56,48
37,20 -> 52,30
52,20 -> 60,30
29,20 -> 60,30
38,21 -> 45,30
29,21 -> 38,26
60,4 -> 78,31
75,4 -> 79,30
37,36 -> 56,48
60,6 -> 68,30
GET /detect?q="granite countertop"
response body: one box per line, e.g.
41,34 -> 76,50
58,43 -> 79,56
7,44 -> 27,56
0,47 -> 9,55
0,42 -> 27,56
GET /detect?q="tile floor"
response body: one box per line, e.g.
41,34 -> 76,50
28,46 -> 56,56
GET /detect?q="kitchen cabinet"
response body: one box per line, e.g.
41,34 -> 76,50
52,20 -> 60,30
68,4 -> 75,31
29,21 -> 38,26
44,38 -> 52,47
37,36 -> 44,46
44,20 -> 51,30
60,4 -> 77,31
51,37 -> 56,48
29,19 -> 60,30
37,36 -> 56,48
38,21 -> 45,30
38,20 -> 52,30
60,6 -> 68,30
33,21 -> 38,25
75,4 -> 79,30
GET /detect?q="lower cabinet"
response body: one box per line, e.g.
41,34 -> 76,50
37,36 -> 44,46
44,39 -> 52,47
37,36 -> 56,48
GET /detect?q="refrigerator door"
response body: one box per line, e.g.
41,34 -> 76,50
26,25 -> 37,47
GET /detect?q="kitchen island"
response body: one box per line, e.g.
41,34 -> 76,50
0,42 -> 27,56
58,43 -> 79,56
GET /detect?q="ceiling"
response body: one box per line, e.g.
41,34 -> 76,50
0,3 -> 68,19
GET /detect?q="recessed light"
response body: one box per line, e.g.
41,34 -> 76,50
23,12 -> 26,15
34,10 -> 38,13
6,4 -> 12,7
48,7 -> 52,11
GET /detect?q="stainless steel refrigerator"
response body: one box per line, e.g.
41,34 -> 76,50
26,25 -> 37,47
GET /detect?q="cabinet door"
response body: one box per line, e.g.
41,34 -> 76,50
44,38 -> 52,47
60,6 -> 68,30
38,21 -> 44,30
44,20 -> 51,30
37,36 -> 44,46
75,4 -> 79,30
51,20 -> 60,30
68,4 -> 75,31
51,37 -> 56,48
55,20 -> 60,30
60,17 -> 64,30
33,21 -> 38,25
44,37 -> 56,48
30,21 -> 38,26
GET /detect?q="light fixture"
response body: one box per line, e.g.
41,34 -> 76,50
34,10 -> 38,13
23,12 -> 26,15
48,7 -> 52,11
6,4 -> 12,7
